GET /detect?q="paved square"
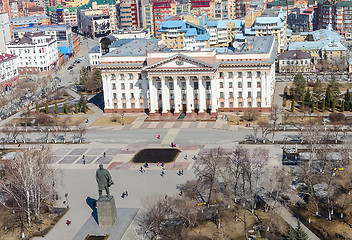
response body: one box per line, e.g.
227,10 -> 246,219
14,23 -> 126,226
105,148 -> 121,155
60,156 -> 78,164
85,148 -> 104,155
51,156 -> 61,163
54,148 -> 72,155
76,156 -> 96,164
108,162 -> 133,170
94,156 -> 113,164
69,148 -> 88,155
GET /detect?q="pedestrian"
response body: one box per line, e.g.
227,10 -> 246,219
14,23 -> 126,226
157,134 -> 160,139
83,159 -> 86,165
125,191 -> 128,197
161,170 -> 165,176
161,162 -> 165,168
165,195 -> 167,199
184,155 -> 188,160
66,220 -> 71,226
157,162 -> 160,166
181,169 -> 184,175
121,192 -> 125,198
103,152 -> 106,157
17,143 -> 20,147
144,161 -> 149,168
170,142 -> 173,147
140,166 -> 144,173
179,191 -> 183,196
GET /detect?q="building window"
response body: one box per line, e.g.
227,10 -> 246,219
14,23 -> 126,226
120,74 -> 124,79
229,102 -> 233,107
219,72 -> 224,78
229,82 -> 233,88
229,92 -> 233,98
129,73 -> 133,79
239,102 -> 243,107
220,92 -> 224,98
157,82 -> 161,90
113,93 -> 117,99
206,81 -> 211,89
130,83 -> 133,89
121,83 -> 125,89
220,102 -> 224,108
182,94 -> 186,99
123,103 -> 126,108
195,93 -> 198,99
239,91 -> 242,98
238,72 -> 242,78
111,74 -> 116,79
248,102 -> 252,107
112,83 -> 116,89
170,94 -> 174,100
122,93 -> 126,98
207,93 -> 211,99
228,72 -> 233,78
257,102 -> 261,107
247,71 -> 252,78
114,103 -> 117,108
131,103 -> 135,108
194,82 -> 198,90
139,93 -> 143,98
247,82 -> 251,88
131,93 -> 134,99
159,94 -> 162,100
169,82 -> 174,89
257,82 -> 261,88
256,71 -> 261,78
248,91 -> 252,97
181,82 -> 186,90
238,82 -> 242,88
257,91 -> 261,97
220,82 -> 223,88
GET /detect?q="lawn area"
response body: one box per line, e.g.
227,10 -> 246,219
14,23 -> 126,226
3,116 -> 85,127
227,115 -> 269,126
91,116 -> 137,126
283,116 -> 324,125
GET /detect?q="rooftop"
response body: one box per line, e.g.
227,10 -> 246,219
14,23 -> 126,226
12,25 -> 71,33
9,32 -> 54,45
288,39 -> 346,51
278,50 -> 311,60
10,14 -> 48,26
104,38 -> 162,57
0,53 -> 16,63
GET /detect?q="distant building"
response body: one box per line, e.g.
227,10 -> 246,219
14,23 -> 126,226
278,50 -> 313,73
6,32 -> 58,76
78,0 -> 118,38
0,53 -> 18,91
47,5 -> 78,26
117,0 -> 140,29
0,13 -> 12,53
10,14 -> 50,28
288,7 -> 315,33
96,36 -> 277,114
111,28 -> 149,40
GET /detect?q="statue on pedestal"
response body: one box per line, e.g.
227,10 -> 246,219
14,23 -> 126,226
96,164 -> 114,198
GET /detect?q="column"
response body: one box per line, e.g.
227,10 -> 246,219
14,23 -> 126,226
133,76 -> 140,109
224,76 -> 229,108
211,76 -> 218,113
161,76 -> 169,113
124,77 -> 131,108
116,76 -> 122,109
142,74 -> 148,109
198,77 -> 206,113
103,74 -> 111,109
186,76 -> 193,113
173,76 -> 181,113
148,77 -> 157,113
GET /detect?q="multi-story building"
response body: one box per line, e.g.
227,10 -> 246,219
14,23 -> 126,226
278,50 -> 314,73
6,32 -> 58,76
78,0 -> 117,38
117,0 -> 140,29
96,36 -> 277,114
12,25 -> 80,58
0,53 -> 18,91
252,10 -> 287,52
47,5 -> 78,26
288,7 -> 315,33
0,13 -> 11,52
66,0 -> 90,8
10,14 -> 50,28
112,28 -> 149,39
316,0 -> 352,39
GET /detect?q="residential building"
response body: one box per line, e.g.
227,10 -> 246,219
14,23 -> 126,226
66,0 -> 90,8
288,7 -> 315,33
10,14 -> 50,28
252,10 -> 287,51
96,36 -> 277,114
6,32 -> 58,76
0,53 -> 18,91
7,1 -> 36,18
78,0 -> 118,38
27,6 -> 45,15
278,50 -> 313,73
12,25 -> 79,59
0,13 -> 11,52
111,28 -> 149,40
288,24 -> 346,61
117,0 -> 140,29
316,0 -> 352,39
47,5 -> 78,26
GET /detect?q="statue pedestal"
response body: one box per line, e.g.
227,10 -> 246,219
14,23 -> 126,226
96,196 -> 117,226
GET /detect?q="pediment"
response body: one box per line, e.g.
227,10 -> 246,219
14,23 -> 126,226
146,54 -> 215,70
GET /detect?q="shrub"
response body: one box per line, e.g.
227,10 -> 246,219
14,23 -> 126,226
329,112 -> 345,123
243,109 -> 260,121
63,92 -> 69,96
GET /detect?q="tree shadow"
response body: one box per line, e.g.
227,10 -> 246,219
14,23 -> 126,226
86,197 -> 98,224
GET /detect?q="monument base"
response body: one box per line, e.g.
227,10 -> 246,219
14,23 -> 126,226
97,196 -> 117,226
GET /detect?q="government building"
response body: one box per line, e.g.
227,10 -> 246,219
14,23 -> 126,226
96,36 -> 278,114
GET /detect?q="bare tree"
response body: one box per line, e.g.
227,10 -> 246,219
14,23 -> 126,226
75,122 -> 87,143
270,104 -> 282,129
0,147 -> 58,227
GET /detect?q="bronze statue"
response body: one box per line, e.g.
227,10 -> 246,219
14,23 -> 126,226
96,164 -> 114,197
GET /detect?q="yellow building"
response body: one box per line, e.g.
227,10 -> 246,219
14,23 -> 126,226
67,0 -> 90,8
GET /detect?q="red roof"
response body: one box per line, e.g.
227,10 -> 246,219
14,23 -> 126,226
0,53 -> 16,63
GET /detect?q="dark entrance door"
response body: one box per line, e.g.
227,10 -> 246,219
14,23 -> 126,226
182,104 -> 187,113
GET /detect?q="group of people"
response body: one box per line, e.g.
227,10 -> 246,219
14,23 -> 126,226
121,191 -> 128,198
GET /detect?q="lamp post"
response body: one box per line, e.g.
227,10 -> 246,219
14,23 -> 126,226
121,112 -> 125,126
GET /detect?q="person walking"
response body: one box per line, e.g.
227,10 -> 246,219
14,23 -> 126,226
103,152 -> 106,157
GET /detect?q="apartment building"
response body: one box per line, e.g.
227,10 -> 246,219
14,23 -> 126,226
0,13 -> 11,52
117,0 -> 140,29
47,5 -> 78,26
0,53 -> 18,91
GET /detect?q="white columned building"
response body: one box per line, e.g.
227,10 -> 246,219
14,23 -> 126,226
97,37 -> 278,114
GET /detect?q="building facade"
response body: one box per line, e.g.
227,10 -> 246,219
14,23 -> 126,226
278,50 -> 313,73
117,0 -> 140,29
97,36 -> 277,114
10,14 -> 50,28
0,53 -> 18,91
0,13 -> 11,52
47,5 -> 78,26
